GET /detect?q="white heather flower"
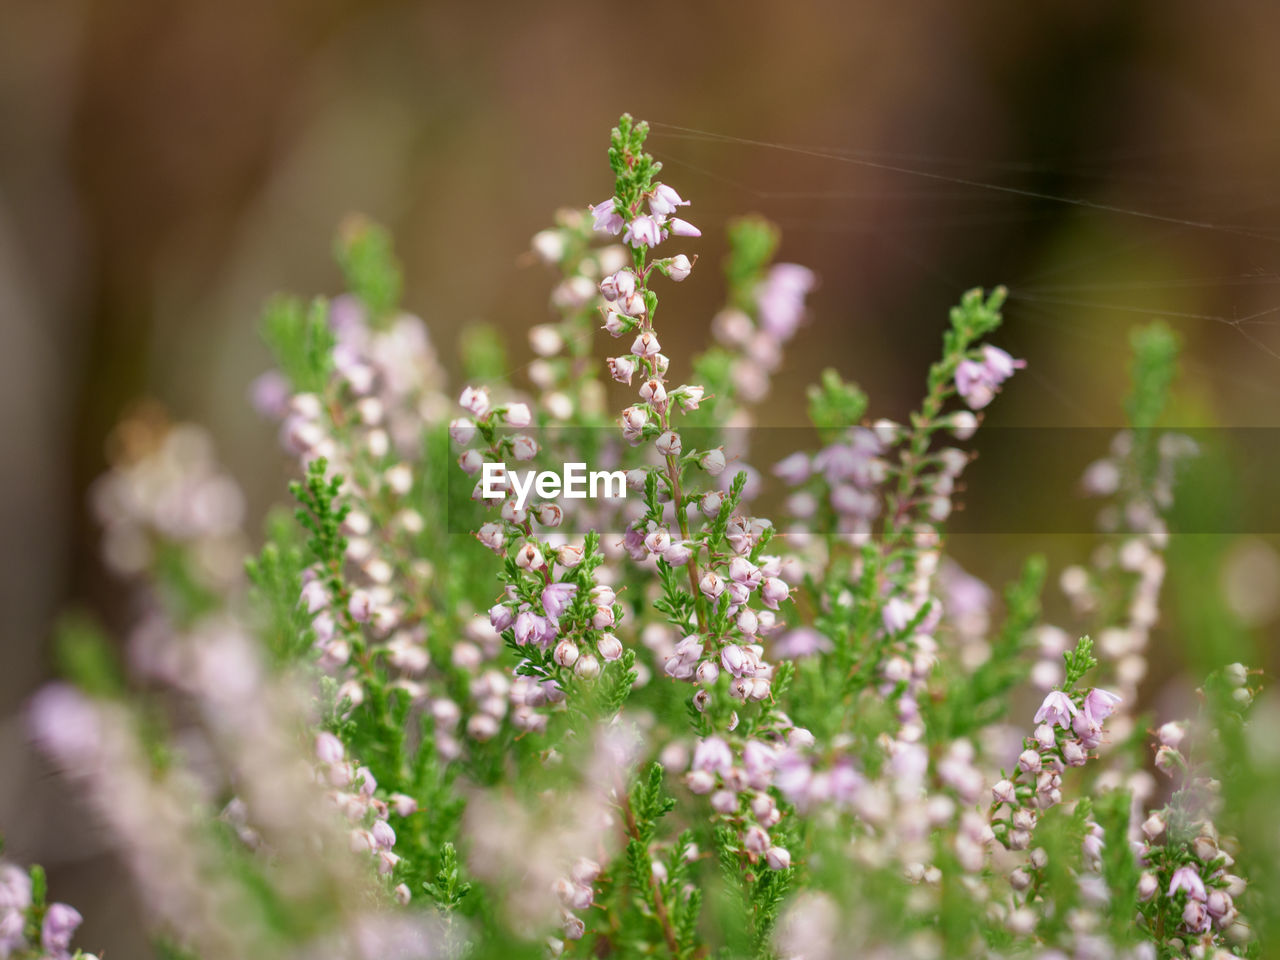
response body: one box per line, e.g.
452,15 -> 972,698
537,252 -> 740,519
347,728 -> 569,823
700,449 -> 726,476
385,463 -> 412,496
504,403 -> 532,428
515,542 -> 545,571
449,418 -> 476,444
459,385 -> 491,417
675,384 -> 705,411
1141,813 -> 1165,841
656,431 -> 682,457
639,379 -> 668,406
600,268 -> 637,302
553,639 -> 580,668
511,435 -> 539,461
992,779 -> 1017,805
761,577 -> 790,610
459,449 -> 485,475
609,356 -> 637,384
631,331 -> 661,358
666,254 -> 693,281
574,653 -> 601,680
597,633 -> 624,662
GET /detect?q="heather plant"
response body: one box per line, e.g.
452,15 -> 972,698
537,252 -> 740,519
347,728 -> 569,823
13,114 -> 1265,960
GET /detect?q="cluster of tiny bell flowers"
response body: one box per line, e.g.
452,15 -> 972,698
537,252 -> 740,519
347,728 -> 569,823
0,863 -> 91,960
592,152 -> 807,873
314,731 -> 415,905
686,734 -> 792,872
1132,666 -> 1254,953
990,687 -> 1121,912
551,856 -> 603,943
453,386 -> 624,724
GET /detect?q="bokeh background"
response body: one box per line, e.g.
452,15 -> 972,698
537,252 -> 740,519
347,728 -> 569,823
3,1 -> 1280,954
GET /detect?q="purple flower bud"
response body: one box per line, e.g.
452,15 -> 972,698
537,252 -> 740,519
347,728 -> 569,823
372,819 -> 397,850
663,541 -> 693,567
743,825 -> 769,854
1017,749 -> 1042,774
695,660 -> 720,685
765,846 -> 791,871
699,571 -> 725,600
1061,739 -> 1088,766
668,217 -> 701,238
1182,898 -> 1211,933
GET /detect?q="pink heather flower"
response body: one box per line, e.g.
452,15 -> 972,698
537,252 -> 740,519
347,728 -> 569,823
756,263 -> 816,340
316,731 -> 345,765
1182,899 -> 1211,934
882,597 -> 914,634
348,589 -> 374,623
608,356 -> 637,385
992,779 -> 1018,805
459,385 -> 491,417
663,541 -> 693,566
1034,690 -> 1078,729
0,866 -> 32,911
954,360 -> 995,409
41,903 -> 82,955
765,846 -> 792,870
1169,866 -> 1207,901
668,217 -> 701,238
514,611 -> 553,648
553,639 -> 579,668
649,183 -> 688,216
541,582 -> 578,623
300,579 -> 329,613
625,214 -> 665,248
591,198 -> 624,235
621,406 -> 648,441
511,435 -> 538,461
761,577 -> 790,610
772,627 -> 832,659
597,633 -> 624,662
600,268 -> 637,302
1082,688 -> 1122,723
675,384 -> 705,412
666,254 -> 693,281
692,736 -> 734,774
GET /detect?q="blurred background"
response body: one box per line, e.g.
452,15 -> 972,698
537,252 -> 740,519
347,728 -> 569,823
3,0 -> 1280,954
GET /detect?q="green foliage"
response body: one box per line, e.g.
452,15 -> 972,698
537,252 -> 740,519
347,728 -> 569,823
261,295 -> 334,394
244,508 -> 313,664
1125,321 -> 1179,431
54,611 -> 125,698
423,842 -> 472,911
335,215 -> 403,325
460,324 -> 509,382
724,215 -> 780,311
1062,635 -> 1098,689
806,368 -> 869,443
